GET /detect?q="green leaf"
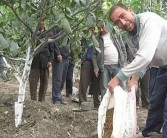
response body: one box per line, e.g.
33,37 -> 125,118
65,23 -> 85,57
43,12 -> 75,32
95,46 -> 101,53
80,0 -> 86,6
85,14 -> 96,28
61,18 -> 72,34
19,45 -> 27,53
91,34 -> 101,53
74,0 -> 80,5
0,34 -> 9,49
86,30 -> 92,38
21,0 -> 26,10
10,41 -> 18,56
54,11 -> 64,23
61,36 -> 68,47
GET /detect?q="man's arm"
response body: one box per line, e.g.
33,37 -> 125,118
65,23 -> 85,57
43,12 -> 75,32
117,17 -> 162,81
92,46 -> 100,77
108,16 -> 162,91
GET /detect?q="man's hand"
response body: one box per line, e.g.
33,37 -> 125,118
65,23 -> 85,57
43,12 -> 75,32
57,55 -> 62,62
47,62 -> 52,68
126,75 -> 139,92
94,70 -> 99,77
108,76 -> 120,92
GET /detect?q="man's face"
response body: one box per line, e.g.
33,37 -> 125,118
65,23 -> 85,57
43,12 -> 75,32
97,24 -> 108,35
88,27 -> 95,34
39,20 -> 45,29
110,7 -> 135,32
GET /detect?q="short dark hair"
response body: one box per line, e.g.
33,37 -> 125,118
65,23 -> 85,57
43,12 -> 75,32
109,3 -> 128,17
96,20 -> 105,27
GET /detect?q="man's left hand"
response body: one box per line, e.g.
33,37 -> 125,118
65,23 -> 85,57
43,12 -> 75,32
126,75 -> 139,92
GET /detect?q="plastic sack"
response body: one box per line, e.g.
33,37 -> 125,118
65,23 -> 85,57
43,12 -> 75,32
98,86 -> 137,138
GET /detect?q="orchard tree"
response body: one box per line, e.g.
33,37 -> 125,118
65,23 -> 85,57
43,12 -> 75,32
0,0 -> 105,127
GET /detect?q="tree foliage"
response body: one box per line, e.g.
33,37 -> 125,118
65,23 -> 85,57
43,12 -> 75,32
0,0 -> 166,72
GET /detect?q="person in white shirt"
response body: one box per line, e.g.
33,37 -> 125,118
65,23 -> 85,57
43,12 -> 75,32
92,22 -> 127,99
108,3 -> 167,137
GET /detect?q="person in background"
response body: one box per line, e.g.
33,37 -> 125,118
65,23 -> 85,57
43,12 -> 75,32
109,3 -> 167,137
65,49 -> 75,98
52,35 -> 71,105
29,18 -> 53,102
92,22 -> 127,100
78,27 -> 101,110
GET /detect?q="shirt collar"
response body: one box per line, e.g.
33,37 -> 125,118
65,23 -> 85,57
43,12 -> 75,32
127,14 -> 140,47
128,14 -> 140,36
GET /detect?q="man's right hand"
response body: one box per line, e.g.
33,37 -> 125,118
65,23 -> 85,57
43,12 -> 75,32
94,70 -> 99,77
57,55 -> 62,62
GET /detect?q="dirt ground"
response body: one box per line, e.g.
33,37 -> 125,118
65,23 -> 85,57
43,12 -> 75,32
0,74 -> 161,138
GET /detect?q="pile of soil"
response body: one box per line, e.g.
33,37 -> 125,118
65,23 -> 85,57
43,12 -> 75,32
0,78 -> 98,138
0,77 -> 160,138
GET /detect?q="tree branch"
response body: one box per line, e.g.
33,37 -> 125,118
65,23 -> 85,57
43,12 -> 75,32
0,53 -> 26,61
1,0 -> 33,34
33,0 -> 102,56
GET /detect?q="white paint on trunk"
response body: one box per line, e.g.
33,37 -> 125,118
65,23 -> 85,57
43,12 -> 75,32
15,46 -> 33,127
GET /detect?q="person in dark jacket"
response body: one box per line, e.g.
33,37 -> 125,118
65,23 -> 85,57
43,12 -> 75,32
29,18 -> 53,102
66,49 -> 75,97
52,35 -> 71,105
78,27 -> 101,110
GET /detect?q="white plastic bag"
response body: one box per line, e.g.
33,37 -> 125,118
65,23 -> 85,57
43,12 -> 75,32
98,86 -> 137,138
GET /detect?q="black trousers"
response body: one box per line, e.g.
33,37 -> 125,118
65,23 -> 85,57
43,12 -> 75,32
66,58 -> 75,96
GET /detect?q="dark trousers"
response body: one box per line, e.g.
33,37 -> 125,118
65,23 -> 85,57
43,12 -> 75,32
29,67 -> 49,101
52,59 -> 69,102
66,58 -> 75,96
79,60 -> 100,107
89,77 -> 101,108
149,67 -> 159,97
142,68 -> 167,137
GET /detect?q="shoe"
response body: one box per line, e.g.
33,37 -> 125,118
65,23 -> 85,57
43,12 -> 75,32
87,94 -> 92,98
71,97 -> 79,103
72,107 -> 89,112
54,100 -> 67,105
142,132 -> 149,137
142,131 -> 162,138
136,132 -> 149,138
136,106 -> 140,109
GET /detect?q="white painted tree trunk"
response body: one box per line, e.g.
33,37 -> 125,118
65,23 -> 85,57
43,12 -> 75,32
15,46 -> 33,127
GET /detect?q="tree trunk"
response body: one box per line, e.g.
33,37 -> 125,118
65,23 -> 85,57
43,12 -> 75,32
15,46 -> 33,127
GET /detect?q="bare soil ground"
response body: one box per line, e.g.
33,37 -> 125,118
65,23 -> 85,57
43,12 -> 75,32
0,75 -> 161,138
